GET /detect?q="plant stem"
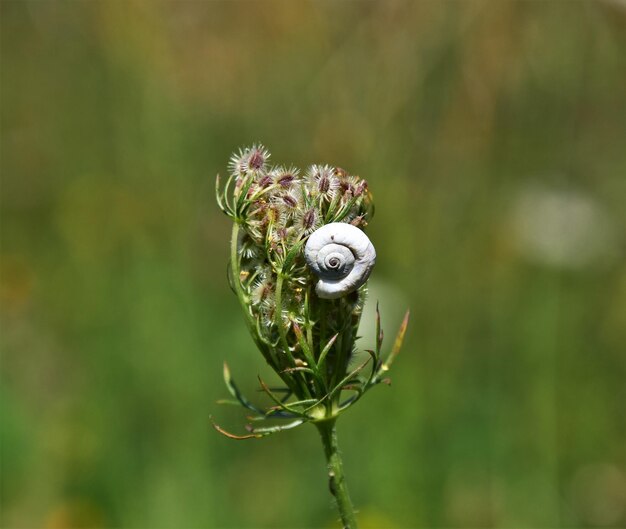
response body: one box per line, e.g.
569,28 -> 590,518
274,273 -> 311,399
315,420 -> 359,529
230,223 -> 278,371
273,273 -> 290,354
230,224 -> 252,329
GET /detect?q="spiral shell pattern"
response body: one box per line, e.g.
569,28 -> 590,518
304,223 -> 376,299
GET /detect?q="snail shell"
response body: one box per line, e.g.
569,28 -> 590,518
304,222 -> 376,299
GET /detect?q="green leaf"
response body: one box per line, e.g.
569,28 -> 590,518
223,173 -> 237,211
317,333 -> 338,372
376,302 -> 383,357
246,419 -> 305,436
333,349 -> 380,412
327,357 -> 371,402
324,192 -> 342,223
215,174 -> 232,215
363,348 -> 379,385
281,238 -> 306,272
287,398 -> 320,407
210,416 -> 264,440
235,177 -> 255,216
292,322 -> 318,371
258,376 -> 308,418
381,309 -> 410,373
216,399 -> 248,407
222,362 -> 265,415
292,322 -> 328,394
215,173 -> 224,208
333,195 -> 359,223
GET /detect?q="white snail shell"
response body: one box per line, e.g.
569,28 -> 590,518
304,222 -> 376,299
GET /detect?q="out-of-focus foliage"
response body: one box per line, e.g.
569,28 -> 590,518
1,1 -> 625,528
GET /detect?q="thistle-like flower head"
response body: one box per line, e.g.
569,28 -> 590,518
214,145 -> 408,439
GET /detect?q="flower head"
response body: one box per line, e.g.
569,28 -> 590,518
229,143 -> 271,177
272,166 -> 301,189
214,144 -> 408,439
308,164 -> 340,202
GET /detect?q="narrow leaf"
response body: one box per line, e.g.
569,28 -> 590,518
210,416 -> 263,440
317,333 -> 339,372
333,195 -> 359,223
287,398 -> 319,407
222,173 -> 236,213
216,399 -> 250,407
381,310 -> 410,372
246,419 -> 305,435
328,357 -> 371,401
258,376 -> 307,418
235,177 -> 254,215
292,322 -> 317,370
281,239 -> 306,272
223,362 -> 265,414
215,174 -> 225,210
247,407 -> 300,421
375,302 -> 383,357
363,348 -> 379,385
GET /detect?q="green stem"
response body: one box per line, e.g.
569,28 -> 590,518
273,273 -> 289,354
230,224 -> 252,329
230,223 -> 277,369
330,301 -> 351,391
274,273 -> 311,399
315,420 -> 359,529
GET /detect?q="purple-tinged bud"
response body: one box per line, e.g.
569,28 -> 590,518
278,174 -> 297,188
248,150 -> 265,171
318,176 -> 330,194
303,209 -> 316,230
258,174 -> 273,188
282,194 -> 298,208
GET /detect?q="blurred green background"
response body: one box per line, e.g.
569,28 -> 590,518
2,1 -> 626,528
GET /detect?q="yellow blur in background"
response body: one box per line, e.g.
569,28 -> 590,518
1,1 -> 625,528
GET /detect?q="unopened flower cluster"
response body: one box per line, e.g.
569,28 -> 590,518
215,145 -> 409,439
216,144 -> 373,374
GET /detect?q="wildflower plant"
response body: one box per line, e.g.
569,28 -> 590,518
214,144 -> 409,528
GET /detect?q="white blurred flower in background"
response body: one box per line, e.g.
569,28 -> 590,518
509,183 -> 619,269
